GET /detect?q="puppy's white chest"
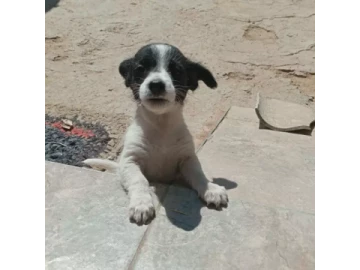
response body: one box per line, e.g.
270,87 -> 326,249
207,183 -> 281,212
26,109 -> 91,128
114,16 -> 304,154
143,142 -> 183,182
121,109 -> 195,183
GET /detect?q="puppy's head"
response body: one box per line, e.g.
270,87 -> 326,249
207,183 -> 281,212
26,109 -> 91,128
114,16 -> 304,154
119,43 -> 217,114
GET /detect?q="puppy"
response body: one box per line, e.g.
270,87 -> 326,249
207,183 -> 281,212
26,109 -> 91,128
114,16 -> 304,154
85,43 -> 228,225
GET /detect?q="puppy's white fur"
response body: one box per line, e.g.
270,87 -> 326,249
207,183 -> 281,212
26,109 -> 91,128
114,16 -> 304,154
85,44 -> 228,224
140,69 -> 175,101
84,105 -> 227,224
139,44 -> 176,114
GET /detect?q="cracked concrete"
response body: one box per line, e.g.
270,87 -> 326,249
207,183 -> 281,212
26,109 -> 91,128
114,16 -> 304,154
276,240 -> 290,268
282,44 -> 315,56
45,0 -> 315,154
46,106 -> 315,270
223,13 -> 315,23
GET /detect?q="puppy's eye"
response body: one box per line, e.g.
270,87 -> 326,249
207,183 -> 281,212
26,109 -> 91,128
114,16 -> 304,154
169,62 -> 182,77
135,65 -> 145,74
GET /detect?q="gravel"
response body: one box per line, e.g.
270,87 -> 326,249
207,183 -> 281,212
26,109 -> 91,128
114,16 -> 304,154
45,115 -> 111,167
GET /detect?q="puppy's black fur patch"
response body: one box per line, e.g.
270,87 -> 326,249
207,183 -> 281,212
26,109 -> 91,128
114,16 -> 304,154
119,43 -> 217,103
186,61 -> 217,90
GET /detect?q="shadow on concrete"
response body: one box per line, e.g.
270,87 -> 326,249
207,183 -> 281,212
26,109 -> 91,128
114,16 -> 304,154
154,177 -> 237,231
213,177 -> 238,190
46,0 -> 60,13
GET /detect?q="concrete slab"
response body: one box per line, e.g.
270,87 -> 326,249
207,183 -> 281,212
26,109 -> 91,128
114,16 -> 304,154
200,106 -> 315,213
131,106 -> 314,270
131,187 -> 314,270
45,161 -> 166,270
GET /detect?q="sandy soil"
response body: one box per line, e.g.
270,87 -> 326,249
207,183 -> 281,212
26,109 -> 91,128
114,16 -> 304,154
45,0 -> 314,158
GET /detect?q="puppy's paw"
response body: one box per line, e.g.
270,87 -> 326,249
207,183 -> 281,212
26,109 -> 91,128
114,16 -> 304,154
129,196 -> 155,225
204,183 -> 228,208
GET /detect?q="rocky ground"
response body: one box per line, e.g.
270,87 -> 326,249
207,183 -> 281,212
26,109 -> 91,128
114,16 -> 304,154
45,115 -> 111,166
45,0 -> 314,160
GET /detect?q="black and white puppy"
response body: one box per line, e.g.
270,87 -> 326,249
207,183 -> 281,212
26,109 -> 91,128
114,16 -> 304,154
85,43 -> 228,225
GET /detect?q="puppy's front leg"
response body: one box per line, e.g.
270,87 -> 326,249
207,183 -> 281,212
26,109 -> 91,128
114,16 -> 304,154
180,155 -> 228,208
120,161 -> 155,225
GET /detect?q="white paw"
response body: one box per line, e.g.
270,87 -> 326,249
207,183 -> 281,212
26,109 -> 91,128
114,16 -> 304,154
203,183 -> 229,208
129,196 -> 155,225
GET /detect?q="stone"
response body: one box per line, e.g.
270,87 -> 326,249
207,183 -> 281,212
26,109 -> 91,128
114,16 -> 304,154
200,107 -> 315,213
131,187 -> 314,270
45,161 -> 166,270
49,152 -> 62,159
130,106 -> 314,270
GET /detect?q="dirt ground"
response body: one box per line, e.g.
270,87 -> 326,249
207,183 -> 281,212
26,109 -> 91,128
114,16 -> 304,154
45,0 -> 314,159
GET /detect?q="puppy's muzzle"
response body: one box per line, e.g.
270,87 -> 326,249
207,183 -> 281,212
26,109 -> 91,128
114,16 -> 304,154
148,80 -> 166,96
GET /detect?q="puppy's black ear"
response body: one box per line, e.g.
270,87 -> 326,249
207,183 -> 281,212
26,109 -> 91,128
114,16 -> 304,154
186,61 -> 217,90
119,58 -> 134,87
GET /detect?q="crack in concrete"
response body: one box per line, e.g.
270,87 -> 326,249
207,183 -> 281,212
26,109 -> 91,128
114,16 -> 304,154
276,240 -> 290,268
277,68 -> 315,78
282,44 -> 315,56
243,25 -> 279,40
117,39 -> 153,49
223,13 -> 315,23
220,60 -> 297,68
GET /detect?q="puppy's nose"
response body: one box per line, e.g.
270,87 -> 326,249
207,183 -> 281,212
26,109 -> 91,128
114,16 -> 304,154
149,81 -> 165,96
